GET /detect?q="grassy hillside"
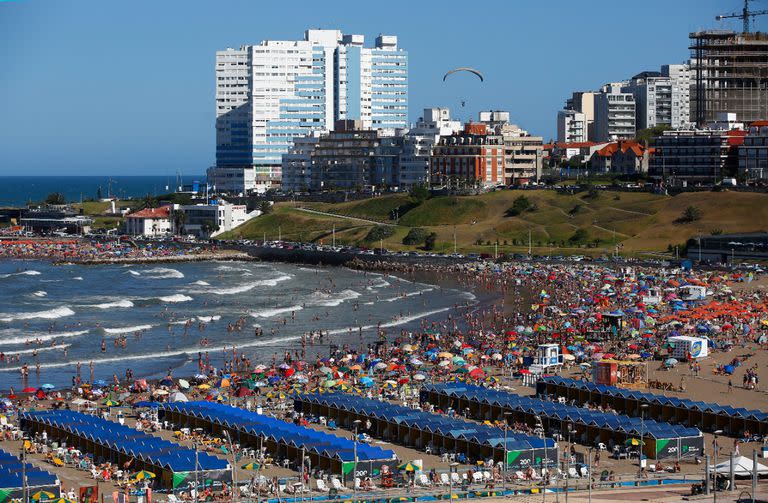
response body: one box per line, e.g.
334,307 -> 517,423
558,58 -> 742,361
223,190 -> 768,257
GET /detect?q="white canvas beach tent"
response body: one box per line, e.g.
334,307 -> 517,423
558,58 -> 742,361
710,456 -> 768,477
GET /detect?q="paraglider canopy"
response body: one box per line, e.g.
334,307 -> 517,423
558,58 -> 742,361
443,67 -> 484,82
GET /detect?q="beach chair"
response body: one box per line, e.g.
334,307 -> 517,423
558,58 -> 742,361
167,495 -> 179,503
440,473 -> 450,486
579,466 -> 589,478
472,472 -> 483,484
316,479 -> 329,492
531,469 -> 542,481
568,467 -> 579,479
354,478 -> 361,491
514,470 -> 525,481
597,442 -> 607,451
482,471 -> 492,482
451,472 -> 461,485
418,474 -> 431,487
331,478 -> 345,492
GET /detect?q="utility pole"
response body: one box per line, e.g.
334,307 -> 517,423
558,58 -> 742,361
453,226 -> 457,254
278,226 -> 282,242
332,225 -> 336,247
528,228 -> 532,257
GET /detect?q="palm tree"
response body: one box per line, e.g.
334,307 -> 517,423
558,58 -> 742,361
171,210 -> 186,235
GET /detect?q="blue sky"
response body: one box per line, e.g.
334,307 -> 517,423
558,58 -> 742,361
0,0 -> 761,176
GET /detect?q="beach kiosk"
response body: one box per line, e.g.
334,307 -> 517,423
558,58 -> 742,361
593,360 -> 647,388
667,336 -> 708,360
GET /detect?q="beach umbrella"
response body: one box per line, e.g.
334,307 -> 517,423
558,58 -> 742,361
402,344 -> 414,352
241,462 -> 260,471
169,392 -> 188,402
133,470 -> 156,481
452,356 -> 466,365
359,377 -> 374,387
625,438 -> 644,446
438,360 -> 450,367
491,353 -> 503,361
664,358 -> 678,367
438,352 -> 454,359
413,373 -> 427,381
94,379 -> 108,387
22,387 -> 36,393
397,462 -> 418,472
40,384 -> 55,390
31,491 -> 56,502
562,354 -> 575,361
374,362 -> 388,371
723,365 -> 735,375
178,379 -> 190,389
382,381 -> 397,390
234,387 -> 253,398
197,384 -> 211,390
50,498 -> 77,503
409,358 -> 424,366
322,380 -> 336,388
159,378 -> 174,387
103,399 -> 120,407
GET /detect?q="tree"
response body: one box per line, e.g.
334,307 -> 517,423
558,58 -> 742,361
45,192 -> 66,205
364,226 -> 395,242
201,221 -> 220,236
139,194 -> 158,210
635,125 -> 671,146
402,227 -> 428,246
424,232 -> 437,251
505,195 -> 531,217
171,210 -> 186,235
409,185 -> 431,205
259,200 -> 273,215
569,228 -> 589,244
677,206 -> 702,223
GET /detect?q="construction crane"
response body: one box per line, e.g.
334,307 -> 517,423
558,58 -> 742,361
716,0 -> 768,33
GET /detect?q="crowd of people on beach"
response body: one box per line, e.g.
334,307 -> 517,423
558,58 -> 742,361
0,238 -> 212,263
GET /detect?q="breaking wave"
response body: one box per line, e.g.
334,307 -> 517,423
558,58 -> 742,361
250,305 -> 303,318
0,306 -> 75,323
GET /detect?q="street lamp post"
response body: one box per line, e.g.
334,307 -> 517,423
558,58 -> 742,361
300,446 -> 306,503
21,436 -> 27,503
450,462 -> 459,501
352,419 -> 362,501
713,429 -> 723,503
565,424 -> 574,503
223,430 -> 237,503
638,404 -> 649,477
535,415 -> 546,503
587,447 -> 593,503
193,441 -> 200,503
503,411 -> 512,495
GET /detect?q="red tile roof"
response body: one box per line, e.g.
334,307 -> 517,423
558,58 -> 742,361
127,206 -> 171,219
594,141 -> 645,157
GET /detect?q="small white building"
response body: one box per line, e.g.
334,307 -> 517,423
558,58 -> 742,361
178,199 -> 256,237
124,206 -> 173,237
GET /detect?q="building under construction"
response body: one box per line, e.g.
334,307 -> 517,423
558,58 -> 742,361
690,30 -> 768,124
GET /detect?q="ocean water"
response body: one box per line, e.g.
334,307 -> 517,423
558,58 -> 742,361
0,176 -> 205,207
0,260 -> 474,390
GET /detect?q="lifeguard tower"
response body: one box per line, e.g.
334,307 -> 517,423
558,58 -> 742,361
528,344 -> 563,375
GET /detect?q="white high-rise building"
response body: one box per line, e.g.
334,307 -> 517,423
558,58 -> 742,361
623,64 -> 691,131
557,110 -> 588,143
209,29 -> 408,193
594,83 -> 636,142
